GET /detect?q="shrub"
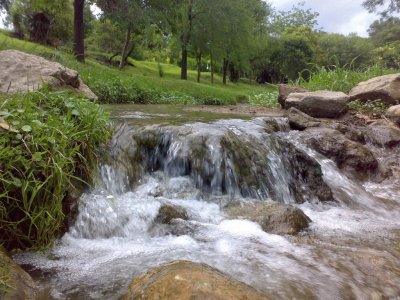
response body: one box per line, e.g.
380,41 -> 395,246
0,90 -> 109,250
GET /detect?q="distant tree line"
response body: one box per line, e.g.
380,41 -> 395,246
1,0 -> 399,84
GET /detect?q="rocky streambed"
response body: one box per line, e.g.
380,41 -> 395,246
8,102 -> 400,300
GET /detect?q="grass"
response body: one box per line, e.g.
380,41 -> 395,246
294,64 -> 397,93
0,32 -> 278,106
0,90 -> 109,250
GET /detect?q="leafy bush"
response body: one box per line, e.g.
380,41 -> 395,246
347,99 -> 389,114
248,90 -> 279,107
0,90 -> 109,250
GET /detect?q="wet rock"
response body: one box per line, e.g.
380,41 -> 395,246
225,201 -> 311,235
286,107 -> 322,130
286,91 -> 349,118
0,248 -> 37,300
349,73 -> 400,105
278,84 -> 309,108
366,120 -> 400,147
121,260 -> 269,300
155,204 -> 188,224
386,104 -> 400,126
263,118 -> 286,133
301,128 -> 378,177
287,146 -> 334,203
0,50 -> 97,100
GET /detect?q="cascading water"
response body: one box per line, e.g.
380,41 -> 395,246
14,106 -> 400,300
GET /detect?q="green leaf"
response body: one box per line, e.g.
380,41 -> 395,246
21,125 -> 32,132
32,120 -> 43,126
32,152 -> 42,162
71,109 -> 80,116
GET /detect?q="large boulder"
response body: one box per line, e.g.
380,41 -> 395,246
349,74 -> 400,105
225,201 -> 311,235
300,128 -> 378,177
285,91 -> 349,118
366,120 -> 400,147
121,260 -> 268,300
278,84 -> 309,108
386,105 -> 400,126
0,248 -> 37,300
0,50 -> 97,100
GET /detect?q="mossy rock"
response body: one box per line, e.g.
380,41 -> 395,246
0,248 -> 37,300
121,260 -> 269,300
155,204 -> 189,225
225,201 -> 311,235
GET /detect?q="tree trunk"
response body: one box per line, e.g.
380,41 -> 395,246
223,58 -> 229,85
73,0 -> 85,63
210,54 -> 214,84
119,24 -> 132,70
180,0 -> 193,80
181,46 -> 188,80
196,51 -> 202,83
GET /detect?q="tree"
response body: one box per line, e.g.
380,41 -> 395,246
74,0 -> 85,62
96,0 -> 150,69
10,0 -> 73,44
368,17 -> 400,45
363,0 -> 400,16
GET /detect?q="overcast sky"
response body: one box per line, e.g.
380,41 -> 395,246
269,0 -> 379,37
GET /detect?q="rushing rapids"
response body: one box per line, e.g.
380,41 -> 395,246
14,105 -> 400,299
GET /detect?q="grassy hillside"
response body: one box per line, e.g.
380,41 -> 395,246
0,32 -> 278,106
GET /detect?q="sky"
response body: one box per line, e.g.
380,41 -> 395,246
269,0 -> 379,37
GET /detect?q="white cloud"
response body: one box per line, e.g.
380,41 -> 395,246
268,0 -> 379,37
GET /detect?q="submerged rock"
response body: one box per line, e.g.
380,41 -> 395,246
225,201 -> 311,235
155,204 -> 189,224
300,128 -> 378,177
121,260 -> 269,300
278,84 -> 309,108
0,50 -> 97,100
0,248 -> 37,300
349,73 -> 400,105
285,91 -> 349,118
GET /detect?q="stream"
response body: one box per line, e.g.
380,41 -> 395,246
14,105 -> 400,300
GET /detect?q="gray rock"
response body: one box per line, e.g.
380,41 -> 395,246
367,120 -> 400,147
225,201 -> 311,235
0,50 -> 97,100
286,107 -> 322,130
278,84 -> 309,108
300,128 -> 378,177
386,104 -> 400,126
286,91 -> 349,118
349,73 -> 400,105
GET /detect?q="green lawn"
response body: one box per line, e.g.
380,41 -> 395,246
0,32 -> 278,106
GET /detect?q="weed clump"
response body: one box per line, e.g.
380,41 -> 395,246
0,90 -> 109,250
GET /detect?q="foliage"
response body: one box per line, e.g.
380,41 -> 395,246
0,90 -> 109,250
347,99 -> 389,113
371,40 -> 400,68
368,16 -> 400,45
295,64 -> 394,93
86,19 -> 125,54
248,89 -> 279,107
363,0 -> 400,16
9,0 -> 74,44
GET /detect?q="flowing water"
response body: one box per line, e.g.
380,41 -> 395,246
14,105 -> 400,300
